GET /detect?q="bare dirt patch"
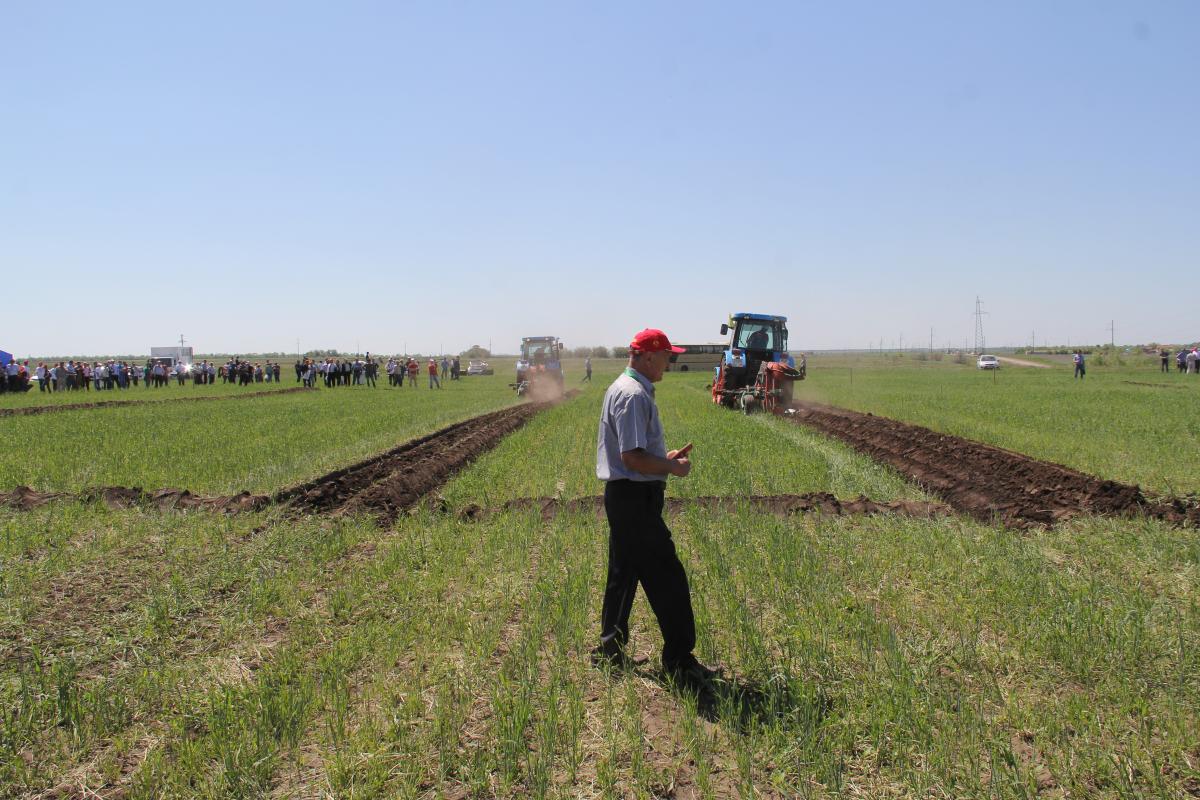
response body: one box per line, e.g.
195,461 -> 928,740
784,402 -> 1200,529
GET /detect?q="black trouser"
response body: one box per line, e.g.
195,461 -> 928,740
600,479 -> 696,668
1162,358 -> 1170,372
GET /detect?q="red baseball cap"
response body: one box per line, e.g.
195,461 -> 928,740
630,328 -> 685,354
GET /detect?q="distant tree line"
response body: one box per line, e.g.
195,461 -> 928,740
570,346 -> 615,359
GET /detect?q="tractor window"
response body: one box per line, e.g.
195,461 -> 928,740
737,324 -> 774,350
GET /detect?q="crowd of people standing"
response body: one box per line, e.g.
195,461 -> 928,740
2,359 -> 151,392
216,359 -> 287,385
0,358 -> 238,392
295,355 -> 463,389
0,353 -> 476,395
1162,347 -> 1200,374
297,357 -> 377,388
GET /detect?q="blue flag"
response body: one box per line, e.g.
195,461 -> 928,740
0,350 -> 12,366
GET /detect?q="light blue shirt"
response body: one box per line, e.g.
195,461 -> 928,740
596,368 -> 667,482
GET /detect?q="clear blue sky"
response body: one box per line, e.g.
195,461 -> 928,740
2,1 -> 1197,357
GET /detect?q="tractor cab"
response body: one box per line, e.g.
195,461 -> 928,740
720,314 -> 788,389
712,313 -> 803,412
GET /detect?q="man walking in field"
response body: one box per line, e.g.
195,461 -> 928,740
593,328 -> 717,694
582,356 -> 592,383
1073,350 -> 1085,380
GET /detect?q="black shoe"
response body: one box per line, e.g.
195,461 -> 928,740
664,655 -> 721,694
590,645 -> 643,672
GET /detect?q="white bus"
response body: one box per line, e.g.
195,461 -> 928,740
666,344 -> 725,373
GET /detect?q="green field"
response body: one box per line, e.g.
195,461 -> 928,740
795,353 -> 1200,497
0,375 -> 525,495
1,360 -> 1198,798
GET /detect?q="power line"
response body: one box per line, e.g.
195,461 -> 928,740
973,297 -> 989,354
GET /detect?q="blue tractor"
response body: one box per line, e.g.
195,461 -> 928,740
514,336 -> 564,398
711,313 -> 805,413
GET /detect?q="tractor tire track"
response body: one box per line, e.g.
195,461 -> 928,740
784,402 -> 1200,529
451,493 -> 949,522
1,485 -> 269,512
0,385 -> 313,416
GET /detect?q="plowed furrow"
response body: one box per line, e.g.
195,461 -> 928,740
279,402 -> 554,521
785,402 -> 1200,529
343,406 -> 544,523
274,414 -> 490,512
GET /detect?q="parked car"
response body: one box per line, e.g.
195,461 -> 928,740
977,354 -> 1000,370
466,360 -> 494,376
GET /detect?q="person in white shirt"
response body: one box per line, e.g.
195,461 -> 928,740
5,360 -> 20,393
